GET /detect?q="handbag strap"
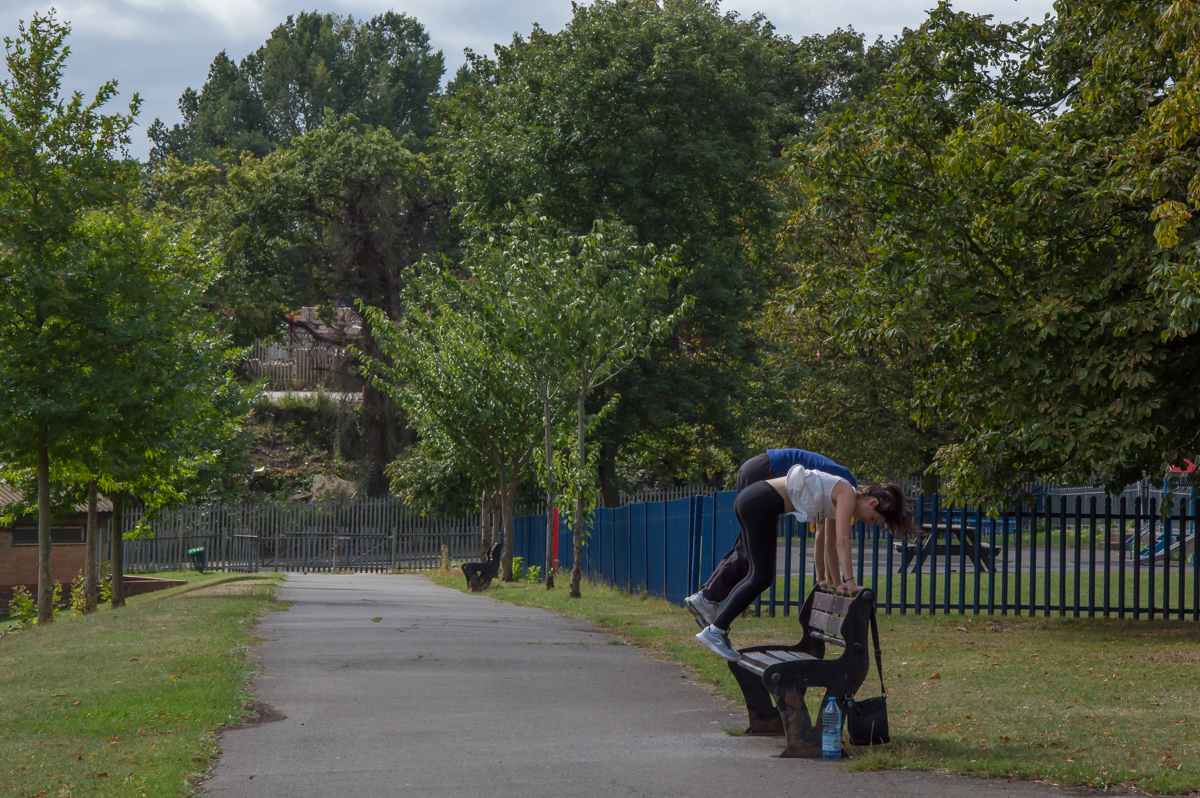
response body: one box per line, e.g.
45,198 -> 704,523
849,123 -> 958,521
868,599 -> 886,696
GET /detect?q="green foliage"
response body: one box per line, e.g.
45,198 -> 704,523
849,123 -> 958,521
444,0 -> 780,484
0,10 -> 142,467
161,116 -> 443,345
511,557 -> 524,582
524,565 -> 541,584
386,437 -> 481,518
0,14 -> 254,625
148,10 -> 444,165
359,290 -> 541,497
766,26 -> 902,148
358,273 -> 541,577
69,572 -> 85,615
753,222 -> 948,482
8,586 -> 36,626
7,582 -> 63,627
99,566 -> 112,605
157,117 -> 449,494
783,1 -> 1200,502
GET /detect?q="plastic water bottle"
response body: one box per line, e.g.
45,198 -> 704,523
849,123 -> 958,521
821,697 -> 842,760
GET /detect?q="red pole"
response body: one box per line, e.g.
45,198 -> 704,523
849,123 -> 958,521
552,507 -> 560,571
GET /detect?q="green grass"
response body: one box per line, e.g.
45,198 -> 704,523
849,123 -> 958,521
432,572 -> 1200,793
759,572 -> 1198,620
0,571 -> 285,797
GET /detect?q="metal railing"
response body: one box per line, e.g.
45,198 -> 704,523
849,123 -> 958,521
513,492 -> 1199,619
117,499 -> 480,574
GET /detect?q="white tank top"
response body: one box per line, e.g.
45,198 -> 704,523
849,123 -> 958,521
785,465 -> 849,525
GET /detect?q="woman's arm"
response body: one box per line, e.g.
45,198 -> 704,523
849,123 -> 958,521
832,482 -> 861,595
813,523 -> 828,586
822,518 -> 839,586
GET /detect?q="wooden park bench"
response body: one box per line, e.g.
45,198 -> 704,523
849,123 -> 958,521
728,587 -> 876,757
462,542 -> 503,592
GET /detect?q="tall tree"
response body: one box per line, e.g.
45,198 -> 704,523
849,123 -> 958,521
464,211 -> 574,589
0,198 -> 254,611
149,10 -> 444,165
444,0 -> 779,497
358,290 -> 542,581
161,118 -> 450,493
0,11 -> 141,623
785,1 -> 1200,502
79,210 -> 253,607
468,210 -> 684,592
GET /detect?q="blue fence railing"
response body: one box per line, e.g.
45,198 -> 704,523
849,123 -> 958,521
513,492 -> 1199,619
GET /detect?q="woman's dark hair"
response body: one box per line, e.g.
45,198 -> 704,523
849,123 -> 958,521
858,482 -> 920,541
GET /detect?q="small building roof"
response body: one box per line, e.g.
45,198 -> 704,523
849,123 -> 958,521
0,484 -> 114,515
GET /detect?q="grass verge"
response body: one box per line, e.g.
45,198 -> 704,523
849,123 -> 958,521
0,571 -> 285,797
431,572 -> 1200,794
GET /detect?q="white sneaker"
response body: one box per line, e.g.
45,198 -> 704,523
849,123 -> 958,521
695,625 -> 740,661
684,592 -> 719,629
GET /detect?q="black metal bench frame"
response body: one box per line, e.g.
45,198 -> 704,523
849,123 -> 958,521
728,587 -> 875,757
463,542 -> 503,592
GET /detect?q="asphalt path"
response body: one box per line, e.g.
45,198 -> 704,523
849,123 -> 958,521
204,574 -> 1080,797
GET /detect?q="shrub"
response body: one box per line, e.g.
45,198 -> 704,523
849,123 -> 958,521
8,586 -> 36,626
69,571 -> 86,615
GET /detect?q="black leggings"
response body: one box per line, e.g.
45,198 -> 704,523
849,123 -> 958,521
713,481 -> 784,630
699,453 -> 775,601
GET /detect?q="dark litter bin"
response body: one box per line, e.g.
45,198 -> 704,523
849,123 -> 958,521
187,547 -> 207,573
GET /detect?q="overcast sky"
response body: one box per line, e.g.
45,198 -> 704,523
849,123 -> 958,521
0,0 -> 1056,160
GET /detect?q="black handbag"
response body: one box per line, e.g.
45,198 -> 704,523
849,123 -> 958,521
846,601 -> 890,746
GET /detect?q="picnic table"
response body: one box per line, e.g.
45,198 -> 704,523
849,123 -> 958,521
894,522 -> 997,573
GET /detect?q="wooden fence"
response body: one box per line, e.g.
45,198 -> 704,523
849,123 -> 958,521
243,340 -> 361,391
118,499 -> 480,574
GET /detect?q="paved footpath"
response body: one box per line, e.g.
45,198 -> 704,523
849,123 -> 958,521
205,574 -> 1079,797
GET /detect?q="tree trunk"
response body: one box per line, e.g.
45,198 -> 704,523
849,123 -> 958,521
480,489 -> 490,557
922,450 -> 939,499
543,398 -> 555,589
570,391 -> 587,598
490,490 -> 500,553
359,315 -> 397,497
84,479 -> 98,613
599,440 -> 619,508
36,436 -> 53,625
499,469 -> 514,581
111,493 -> 125,608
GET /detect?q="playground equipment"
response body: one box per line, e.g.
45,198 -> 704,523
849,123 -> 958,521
1127,465 -> 1196,562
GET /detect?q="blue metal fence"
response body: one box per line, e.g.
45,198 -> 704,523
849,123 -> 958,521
513,492 -> 1199,619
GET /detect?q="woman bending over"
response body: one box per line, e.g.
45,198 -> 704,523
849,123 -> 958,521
685,449 -> 856,629
695,467 -> 918,661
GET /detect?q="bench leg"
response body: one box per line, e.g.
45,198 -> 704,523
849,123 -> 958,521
727,662 -> 783,736
770,684 -> 823,758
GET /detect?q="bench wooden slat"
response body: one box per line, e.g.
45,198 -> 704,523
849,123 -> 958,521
741,652 -> 780,669
736,660 -> 765,675
808,609 -> 845,637
761,649 -> 814,662
812,592 -> 855,615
